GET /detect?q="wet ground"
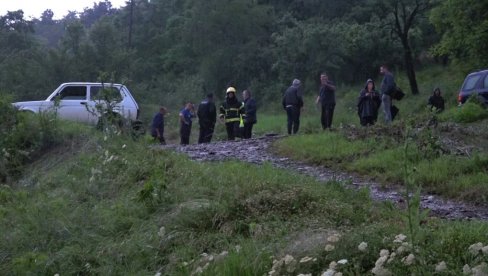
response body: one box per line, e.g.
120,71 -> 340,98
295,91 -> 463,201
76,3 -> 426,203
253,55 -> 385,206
164,135 -> 488,221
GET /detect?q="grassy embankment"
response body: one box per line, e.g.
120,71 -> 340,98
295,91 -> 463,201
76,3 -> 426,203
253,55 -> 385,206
2,124 -> 488,275
273,65 -> 488,204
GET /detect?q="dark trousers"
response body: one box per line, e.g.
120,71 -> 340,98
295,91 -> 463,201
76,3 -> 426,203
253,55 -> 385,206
243,122 -> 254,139
180,123 -> 191,145
321,104 -> 335,129
225,121 -> 240,140
286,106 -> 300,134
198,124 -> 214,143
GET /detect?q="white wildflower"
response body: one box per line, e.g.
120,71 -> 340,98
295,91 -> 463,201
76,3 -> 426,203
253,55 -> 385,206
337,259 -> 348,265
89,175 -> 95,183
122,144 -> 127,149
387,253 -> 396,264
155,273 -> 161,276
327,234 -> 341,243
325,244 -> 335,251
182,262 -> 189,267
375,256 -> 388,268
379,249 -> 390,258
282,255 -> 297,273
54,274 -> 60,276
219,251 -> 228,257
297,274 -> 311,276
463,264 -> 471,275
284,254 -> 295,265
358,242 -> 368,252
104,136 -> 108,141
194,266 -> 203,274
402,254 -> 415,265
329,261 -> 337,270
394,234 -> 407,243
235,245 -> 241,253
435,261 -> 447,272
472,262 -> 488,276
372,266 -> 392,276
104,150 -> 109,157
468,242 -> 484,255
396,243 -> 410,254
321,269 -> 335,276
300,256 -> 314,263
157,226 -> 165,238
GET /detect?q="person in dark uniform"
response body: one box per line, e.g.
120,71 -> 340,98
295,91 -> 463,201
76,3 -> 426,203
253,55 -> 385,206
197,93 -> 217,143
219,87 -> 245,140
242,89 -> 257,139
179,102 -> 195,145
151,106 -> 167,144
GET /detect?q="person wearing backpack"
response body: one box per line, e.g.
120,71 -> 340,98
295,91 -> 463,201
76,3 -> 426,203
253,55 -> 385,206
282,79 -> 304,135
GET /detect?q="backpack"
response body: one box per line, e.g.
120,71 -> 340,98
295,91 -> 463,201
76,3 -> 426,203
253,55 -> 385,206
391,86 -> 405,100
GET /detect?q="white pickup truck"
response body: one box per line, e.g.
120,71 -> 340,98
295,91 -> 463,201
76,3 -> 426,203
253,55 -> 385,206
13,82 -> 141,126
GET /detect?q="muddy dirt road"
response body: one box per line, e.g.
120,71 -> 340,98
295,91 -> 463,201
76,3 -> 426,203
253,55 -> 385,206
164,135 -> 488,221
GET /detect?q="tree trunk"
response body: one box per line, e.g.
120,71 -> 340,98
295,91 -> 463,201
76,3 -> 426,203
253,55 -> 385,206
401,36 -> 419,95
128,0 -> 134,49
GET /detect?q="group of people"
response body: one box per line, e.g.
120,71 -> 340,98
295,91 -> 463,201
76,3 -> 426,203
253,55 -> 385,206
152,64 -> 447,144
151,87 -> 257,145
283,64 -> 446,133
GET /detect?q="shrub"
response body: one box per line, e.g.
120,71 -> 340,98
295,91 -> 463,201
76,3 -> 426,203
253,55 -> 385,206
451,100 -> 488,123
0,97 -> 61,182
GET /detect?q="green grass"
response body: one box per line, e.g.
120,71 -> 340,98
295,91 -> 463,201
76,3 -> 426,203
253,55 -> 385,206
271,65 -> 488,203
2,125 -> 488,275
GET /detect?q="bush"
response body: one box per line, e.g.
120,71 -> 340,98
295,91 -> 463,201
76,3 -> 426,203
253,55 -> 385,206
450,99 -> 488,123
0,97 -> 61,182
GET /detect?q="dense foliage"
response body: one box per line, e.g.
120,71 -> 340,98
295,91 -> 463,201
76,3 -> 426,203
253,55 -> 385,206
0,0 -> 485,107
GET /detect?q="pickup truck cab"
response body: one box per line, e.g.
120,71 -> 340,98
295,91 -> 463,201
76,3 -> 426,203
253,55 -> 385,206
13,82 -> 140,125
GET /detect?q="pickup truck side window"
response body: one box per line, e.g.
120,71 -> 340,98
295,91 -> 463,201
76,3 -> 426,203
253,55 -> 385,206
55,86 -> 87,100
90,86 -> 122,102
483,74 -> 488,89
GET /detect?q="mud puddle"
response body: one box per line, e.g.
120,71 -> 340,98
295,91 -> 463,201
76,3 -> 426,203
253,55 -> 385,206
164,135 -> 488,221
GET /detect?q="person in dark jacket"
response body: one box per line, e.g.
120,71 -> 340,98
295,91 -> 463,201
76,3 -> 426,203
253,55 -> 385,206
282,79 -> 304,135
151,106 -> 167,144
197,93 -> 217,143
219,87 -> 245,140
315,72 -> 337,130
179,102 -> 195,145
428,87 -> 445,112
242,89 -> 257,139
380,65 -> 396,124
357,79 -> 381,126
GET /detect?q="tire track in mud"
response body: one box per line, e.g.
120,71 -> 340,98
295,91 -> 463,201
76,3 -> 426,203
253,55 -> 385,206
164,135 -> 488,221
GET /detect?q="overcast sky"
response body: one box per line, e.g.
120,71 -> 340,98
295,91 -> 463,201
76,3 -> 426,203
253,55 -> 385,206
0,0 -> 128,19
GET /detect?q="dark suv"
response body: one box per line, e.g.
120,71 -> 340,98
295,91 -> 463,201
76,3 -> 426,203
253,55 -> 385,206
458,69 -> 488,105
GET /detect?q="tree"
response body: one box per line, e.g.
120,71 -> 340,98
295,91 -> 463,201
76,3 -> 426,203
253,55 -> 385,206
376,0 -> 433,95
430,0 -> 488,69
